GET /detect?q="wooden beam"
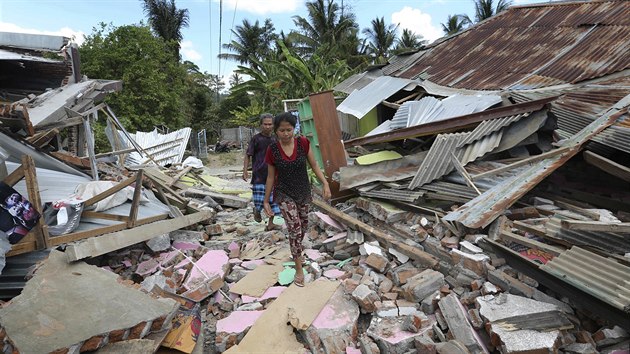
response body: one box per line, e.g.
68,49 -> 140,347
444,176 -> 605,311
51,214 -> 168,246
184,188 -> 248,208
50,152 -> 91,168
560,220 -> 630,233
583,150 -> 630,183
82,175 -> 136,207
81,211 -> 130,222
35,116 -> 83,131
313,199 -> 438,268
3,165 -> 25,186
143,170 -> 187,204
169,166 -> 192,187
471,146 -> 572,180
500,230 -> 564,256
22,155 -> 50,249
64,211 -> 213,261
450,152 -> 481,195
127,170 -> 144,228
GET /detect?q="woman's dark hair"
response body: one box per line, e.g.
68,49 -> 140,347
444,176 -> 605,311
273,112 -> 296,131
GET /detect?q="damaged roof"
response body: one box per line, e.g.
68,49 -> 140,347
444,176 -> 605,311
392,0 -> 630,90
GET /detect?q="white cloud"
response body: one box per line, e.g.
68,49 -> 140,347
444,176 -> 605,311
0,22 -> 86,45
391,6 -> 443,43
181,40 -> 202,61
221,0 -> 301,14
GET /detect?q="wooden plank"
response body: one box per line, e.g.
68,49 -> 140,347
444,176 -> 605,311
81,211 -> 130,222
50,152 -> 91,168
500,230 -> 564,256
471,146 -> 571,181
560,220 -> 630,233
64,211 -> 213,261
313,199 -> 438,268
553,199 -> 600,221
143,169 -> 186,204
450,152 -> 481,195
6,241 -> 37,257
583,150 -> 630,183
3,165 -> 25,186
50,214 -> 169,246
127,170 -> 144,228
35,116 -> 83,131
82,175 -> 136,207
22,155 -> 49,249
184,188 -> 248,208
169,166 -> 192,187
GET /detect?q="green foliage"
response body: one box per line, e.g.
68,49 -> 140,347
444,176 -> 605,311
142,0 -> 190,58
362,17 -> 398,64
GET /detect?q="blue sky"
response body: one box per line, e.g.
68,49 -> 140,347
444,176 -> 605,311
1,0 -> 543,87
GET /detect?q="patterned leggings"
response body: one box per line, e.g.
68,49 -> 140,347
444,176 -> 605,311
278,198 -> 310,259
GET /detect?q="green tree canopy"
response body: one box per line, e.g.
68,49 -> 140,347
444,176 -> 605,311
441,14 -> 471,35
471,0 -> 512,23
362,17 -> 398,64
219,19 -> 277,68
141,0 -> 190,58
394,29 -> 427,54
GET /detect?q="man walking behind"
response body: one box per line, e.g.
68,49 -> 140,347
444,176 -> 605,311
243,113 -> 281,230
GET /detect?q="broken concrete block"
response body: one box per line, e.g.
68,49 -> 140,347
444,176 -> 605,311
228,241 -> 240,259
184,250 -> 229,290
358,334 -> 381,354
452,249 -> 489,276
146,233 -> 171,252
390,263 -> 421,286
225,266 -> 249,283
593,326 -> 629,347
378,276 -> 394,294
0,251 -> 179,354
396,300 -> 418,316
215,310 -> 264,352
355,197 -> 407,223
346,346 -> 362,354
236,302 -> 263,311
482,281 -> 498,295
477,293 -> 564,354
173,241 -> 201,251
375,300 -> 399,318
440,236 -> 459,249
241,286 -> 286,304
421,291 -> 440,315
366,315 -> 435,354
171,230 -> 207,243
305,248 -> 327,262
401,313 -> 428,333
303,287 -> 360,354
438,294 -> 485,353
402,269 -> 445,303
435,340 -> 470,354
205,224 -> 223,236
468,308 -> 483,330
324,268 -> 346,280
414,336 -> 437,354
240,259 -> 265,270
388,247 -> 409,263
563,342 -> 598,354
365,253 -> 389,273
181,274 -> 224,302
352,284 -> 380,313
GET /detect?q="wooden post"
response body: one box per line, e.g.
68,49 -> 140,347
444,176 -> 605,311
127,170 -> 144,228
22,155 -> 50,249
309,91 -> 350,199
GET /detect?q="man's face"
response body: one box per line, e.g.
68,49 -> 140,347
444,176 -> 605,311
261,117 -> 273,135
6,193 -> 20,206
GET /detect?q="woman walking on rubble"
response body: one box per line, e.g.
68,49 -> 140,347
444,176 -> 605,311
263,112 -> 331,287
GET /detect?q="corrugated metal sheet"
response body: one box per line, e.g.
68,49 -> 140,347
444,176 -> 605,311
457,113 -> 529,147
333,69 -> 383,94
409,131 -> 503,189
420,181 -> 481,201
443,94 -> 629,228
360,188 -> 424,203
396,1 -> 630,90
113,127 -> 192,167
545,218 -> 630,254
337,76 -> 419,118
383,50 -> 427,76
541,246 -> 630,312
0,32 -> 68,51
390,94 -> 503,130
339,151 -> 427,190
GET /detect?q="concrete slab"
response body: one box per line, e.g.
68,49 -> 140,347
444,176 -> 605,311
303,287 -> 360,354
367,315 -> 436,354
215,310 -> 265,352
241,286 -> 287,304
324,268 -> 346,280
0,250 -> 179,354
184,250 -> 229,290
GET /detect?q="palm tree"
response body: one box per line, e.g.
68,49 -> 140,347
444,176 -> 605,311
219,19 -> 277,69
362,17 -> 398,64
472,0 -> 512,23
290,0 -> 359,59
441,14 -> 471,36
229,72 -> 244,88
394,29 -> 427,54
141,0 -> 189,58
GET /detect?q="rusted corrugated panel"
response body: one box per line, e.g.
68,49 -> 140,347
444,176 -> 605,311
333,70 -> 382,94
397,1 -> 630,90
420,181 -> 481,201
339,151 -> 427,190
541,246 -> 630,312
545,218 -> 630,253
337,76 -> 418,118
443,97 -> 628,228
383,50 -> 427,76
409,131 -> 502,189
457,113 -> 529,147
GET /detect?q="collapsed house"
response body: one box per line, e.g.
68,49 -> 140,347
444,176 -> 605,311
1,0 -> 630,353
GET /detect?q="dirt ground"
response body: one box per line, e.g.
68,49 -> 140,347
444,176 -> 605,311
203,150 -> 245,177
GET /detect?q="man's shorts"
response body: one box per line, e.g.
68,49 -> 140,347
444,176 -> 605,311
252,184 -> 281,215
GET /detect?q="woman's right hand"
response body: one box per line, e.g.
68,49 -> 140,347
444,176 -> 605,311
263,201 -> 273,217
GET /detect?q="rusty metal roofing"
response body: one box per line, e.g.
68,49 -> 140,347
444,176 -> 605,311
443,94 -> 629,228
396,0 -> 630,90
409,131 -> 503,189
545,217 -> 630,254
360,188 -> 424,203
457,113 -> 529,147
541,246 -> 630,312
337,76 -> 419,118
339,151 -> 427,190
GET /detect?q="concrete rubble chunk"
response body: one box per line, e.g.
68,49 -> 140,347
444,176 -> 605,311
402,269 -> 445,303
184,249 -> 230,290
563,342 -> 598,354
593,326 -> 629,347
303,287 -> 360,354
359,334 -> 381,354
477,294 -> 563,354
0,250 -> 179,354
352,284 -> 380,313
390,263 -> 421,286
146,233 -> 171,252
438,294 -> 485,353
215,310 -> 264,352
170,230 -> 207,243
365,253 -> 389,273
366,314 -> 436,354
435,340 -> 470,354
